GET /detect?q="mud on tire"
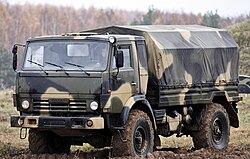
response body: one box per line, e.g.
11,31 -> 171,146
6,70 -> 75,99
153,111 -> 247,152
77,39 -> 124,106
191,103 -> 230,150
29,129 -> 71,154
112,109 -> 154,157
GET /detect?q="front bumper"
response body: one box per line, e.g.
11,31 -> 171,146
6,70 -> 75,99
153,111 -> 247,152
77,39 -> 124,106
11,115 -> 104,129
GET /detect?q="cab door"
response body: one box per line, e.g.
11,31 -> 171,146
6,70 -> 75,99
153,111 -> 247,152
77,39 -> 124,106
103,42 -> 139,113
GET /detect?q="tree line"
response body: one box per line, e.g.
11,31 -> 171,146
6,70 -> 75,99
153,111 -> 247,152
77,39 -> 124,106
0,2 -> 249,89
1,2 -> 249,49
229,20 -> 250,76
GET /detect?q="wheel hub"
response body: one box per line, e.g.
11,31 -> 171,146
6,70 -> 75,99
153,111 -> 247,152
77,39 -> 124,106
212,118 -> 223,143
134,126 -> 147,153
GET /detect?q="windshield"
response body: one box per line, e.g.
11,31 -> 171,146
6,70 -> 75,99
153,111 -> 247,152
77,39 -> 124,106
23,40 -> 109,71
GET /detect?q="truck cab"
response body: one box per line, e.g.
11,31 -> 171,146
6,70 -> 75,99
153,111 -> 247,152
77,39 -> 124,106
11,33 -> 151,155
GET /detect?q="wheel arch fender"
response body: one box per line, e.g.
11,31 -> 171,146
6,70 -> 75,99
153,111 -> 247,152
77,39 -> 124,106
212,94 -> 239,128
120,95 -> 157,130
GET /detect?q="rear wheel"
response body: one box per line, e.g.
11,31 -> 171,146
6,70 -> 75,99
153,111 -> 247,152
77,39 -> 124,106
191,103 -> 230,150
29,129 -> 71,154
112,109 -> 154,157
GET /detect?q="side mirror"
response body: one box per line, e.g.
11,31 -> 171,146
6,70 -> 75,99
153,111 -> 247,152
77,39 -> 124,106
12,44 -> 25,70
12,45 -> 18,70
12,45 -> 17,54
13,53 -> 17,70
116,50 -> 124,68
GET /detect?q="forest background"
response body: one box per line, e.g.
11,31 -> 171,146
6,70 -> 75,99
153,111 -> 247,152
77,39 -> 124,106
0,1 -> 250,90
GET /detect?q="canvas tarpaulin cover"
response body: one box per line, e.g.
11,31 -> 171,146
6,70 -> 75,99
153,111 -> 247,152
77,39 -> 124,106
82,25 -> 239,87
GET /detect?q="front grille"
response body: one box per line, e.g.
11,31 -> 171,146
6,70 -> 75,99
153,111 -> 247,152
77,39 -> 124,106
33,99 -> 87,113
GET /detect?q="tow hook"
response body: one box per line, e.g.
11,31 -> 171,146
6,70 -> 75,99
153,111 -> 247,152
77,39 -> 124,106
20,128 -> 27,139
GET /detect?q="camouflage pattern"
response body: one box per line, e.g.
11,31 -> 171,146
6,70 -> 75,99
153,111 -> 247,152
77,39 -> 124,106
83,25 -> 240,107
11,25 -> 241,136
11,34 -> 149,132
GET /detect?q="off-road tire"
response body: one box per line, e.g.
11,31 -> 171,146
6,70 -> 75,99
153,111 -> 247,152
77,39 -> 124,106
29,129 -> 48,154
191,103 -> 230,150
87,135 -> 111,148
112,109 -> 154,157
29,129 -> 71,154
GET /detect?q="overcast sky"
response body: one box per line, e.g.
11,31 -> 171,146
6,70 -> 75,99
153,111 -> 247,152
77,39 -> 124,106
5,0 -> 250,17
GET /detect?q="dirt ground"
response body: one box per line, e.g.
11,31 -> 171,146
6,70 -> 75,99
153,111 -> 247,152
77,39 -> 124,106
1,146 -> 250,159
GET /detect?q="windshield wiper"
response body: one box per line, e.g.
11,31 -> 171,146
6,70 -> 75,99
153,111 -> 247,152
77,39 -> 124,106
27,60 -> 48,75
45,61 -> 69,75
65,62 -> 90,76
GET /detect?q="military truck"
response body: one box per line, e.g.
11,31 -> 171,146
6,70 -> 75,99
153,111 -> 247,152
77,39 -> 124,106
11,25 -> 241,157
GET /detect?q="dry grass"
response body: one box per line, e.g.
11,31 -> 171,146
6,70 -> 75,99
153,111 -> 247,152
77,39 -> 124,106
0,90 -> 28,156
229,94 -> 250,148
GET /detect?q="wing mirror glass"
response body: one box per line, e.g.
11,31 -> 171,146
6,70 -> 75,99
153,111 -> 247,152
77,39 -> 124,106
12,45 -> 18,70
116,50 -> 124,68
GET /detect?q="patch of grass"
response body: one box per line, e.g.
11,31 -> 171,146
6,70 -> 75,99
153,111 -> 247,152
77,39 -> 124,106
229,94 -> 250,148
0,89 -> 18,123
0,123 -> 14,133
230,128 -> 250,148
238,95 -> 250,126
0,89 -> 13,106
0,141 -> 28,157
71,144 -> 94,152
0,120 -> 28,157
160,135 -> 193,149
0,89 -> 29,156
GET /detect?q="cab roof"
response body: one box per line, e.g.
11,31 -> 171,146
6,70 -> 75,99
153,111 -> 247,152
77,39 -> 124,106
27,33 -> 144,42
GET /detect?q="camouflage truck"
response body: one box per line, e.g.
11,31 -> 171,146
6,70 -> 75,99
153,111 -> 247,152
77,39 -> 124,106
11,25 -> 241,157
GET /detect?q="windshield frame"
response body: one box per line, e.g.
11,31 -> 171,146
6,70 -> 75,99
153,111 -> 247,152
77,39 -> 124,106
22,39 -> 111,72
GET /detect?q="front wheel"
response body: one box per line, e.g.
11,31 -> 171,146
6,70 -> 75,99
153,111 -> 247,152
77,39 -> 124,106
112,109 -> 154,157
192,103 -> 230,150
29,129 -> 71,154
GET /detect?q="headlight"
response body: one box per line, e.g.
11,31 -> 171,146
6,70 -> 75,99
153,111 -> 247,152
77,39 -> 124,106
90,101 -> 98,110
21,100 -> 30,109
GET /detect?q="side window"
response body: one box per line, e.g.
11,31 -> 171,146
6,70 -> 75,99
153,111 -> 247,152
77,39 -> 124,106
113,45 -> 132,68
137,42 -> 147,69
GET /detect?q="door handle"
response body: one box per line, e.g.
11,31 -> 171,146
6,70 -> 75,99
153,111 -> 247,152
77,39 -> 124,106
131,82 -> 137,86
